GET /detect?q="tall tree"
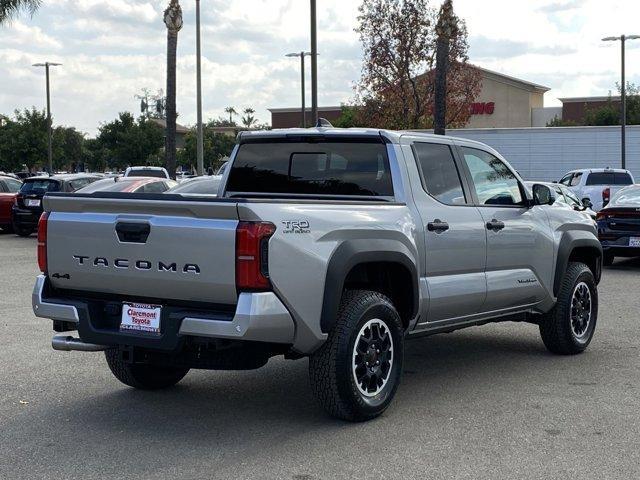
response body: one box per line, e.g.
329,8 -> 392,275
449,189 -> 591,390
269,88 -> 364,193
163,0 -> 183,180
241,108 -> 257,128
0,0 -> 41,24
433,0 -> 455,135
355,0 -> 480,130
224,106 -> 238,125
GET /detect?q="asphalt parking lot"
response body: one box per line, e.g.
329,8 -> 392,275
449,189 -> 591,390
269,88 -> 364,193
1,233 -> 639,480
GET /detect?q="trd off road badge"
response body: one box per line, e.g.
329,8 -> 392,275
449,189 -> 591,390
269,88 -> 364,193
282,220 -> 311,234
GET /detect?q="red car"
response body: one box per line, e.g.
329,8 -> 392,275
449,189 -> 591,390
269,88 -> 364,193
76,176 -> 177,194
0,175 -> 23,232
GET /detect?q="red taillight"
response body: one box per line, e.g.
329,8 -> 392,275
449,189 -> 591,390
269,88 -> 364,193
235,221 -> 276,291
37,212 -> 49,273
596,211 -> 608,221
602,187 -> 610,206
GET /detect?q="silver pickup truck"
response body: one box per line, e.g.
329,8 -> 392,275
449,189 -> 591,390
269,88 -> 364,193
33,128 -> 602,421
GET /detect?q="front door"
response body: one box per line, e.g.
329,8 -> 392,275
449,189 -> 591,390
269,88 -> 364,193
458,146 -> 554,312
407,141 -> 488,324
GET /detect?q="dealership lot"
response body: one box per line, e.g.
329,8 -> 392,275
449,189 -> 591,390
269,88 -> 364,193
1,233 -> 639,480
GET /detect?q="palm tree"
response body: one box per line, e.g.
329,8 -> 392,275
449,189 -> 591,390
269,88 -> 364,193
0,0 -> 42,24
224,106 -> 237,126
241,108 -> 257,129
434,0 -> 456,135
163,0 -> 182,180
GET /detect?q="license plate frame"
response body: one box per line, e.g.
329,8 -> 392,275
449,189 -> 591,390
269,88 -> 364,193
26,199 -> 41,207
120,303 -> 162,335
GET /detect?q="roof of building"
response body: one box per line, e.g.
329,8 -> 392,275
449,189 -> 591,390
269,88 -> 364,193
474,66 -> 550,93
559,96 -> 621,103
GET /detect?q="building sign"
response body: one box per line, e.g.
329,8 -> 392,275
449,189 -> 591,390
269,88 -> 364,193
470,102 -> 495,115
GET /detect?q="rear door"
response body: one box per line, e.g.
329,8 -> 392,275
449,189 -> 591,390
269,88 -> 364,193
404,139 -> 487,324
457,145 -> 553,312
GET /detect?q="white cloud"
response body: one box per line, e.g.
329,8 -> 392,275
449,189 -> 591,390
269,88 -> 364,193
1,0 -> 639,135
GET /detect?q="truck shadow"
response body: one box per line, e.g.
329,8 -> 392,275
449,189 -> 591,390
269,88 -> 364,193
606,257 -> 640,270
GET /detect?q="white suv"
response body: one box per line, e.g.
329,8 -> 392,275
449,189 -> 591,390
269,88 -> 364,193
123,166 -> 170,179
558,168 -> 634,211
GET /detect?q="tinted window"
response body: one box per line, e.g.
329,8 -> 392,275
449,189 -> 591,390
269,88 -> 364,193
127,170 -> 167,178
142,181 -> 169,193
226,141 -> 393,197
559,174 -> 572,186
461,147 -> 523,206
168,178 -> 221,194
569,173 -> 582,186
76,178 -> 118,193
413,143 -> 466,205
614,173 -> 633,185
584,172 -> 632,185
68,178 -> 94,191
20,179 -> 61,194
5,178 -> 22,192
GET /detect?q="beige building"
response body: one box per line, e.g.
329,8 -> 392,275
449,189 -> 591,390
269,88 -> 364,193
465,67 -> 550,128
269,67 -> 552,129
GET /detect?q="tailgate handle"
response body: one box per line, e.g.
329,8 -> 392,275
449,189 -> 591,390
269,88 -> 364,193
115,222 -> 150,243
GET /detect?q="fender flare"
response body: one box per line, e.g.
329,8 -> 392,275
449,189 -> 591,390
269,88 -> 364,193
554,230 -> 602,296
320,239 -> 419,333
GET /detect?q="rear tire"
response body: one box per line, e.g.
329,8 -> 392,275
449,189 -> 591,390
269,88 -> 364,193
309,290 -> 404,422
539,262 -> 597,355
13,223 -> 33,237
603,253 -> 614,266
104,349 -> 189,390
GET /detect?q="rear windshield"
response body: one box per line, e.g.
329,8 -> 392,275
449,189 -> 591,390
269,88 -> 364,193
20,179 -> 61,194
127,170 -> 167,178
226,140 -> 394,197
168,177 -> 221,194
611,187 -> 640,206
586,172 -> 633,186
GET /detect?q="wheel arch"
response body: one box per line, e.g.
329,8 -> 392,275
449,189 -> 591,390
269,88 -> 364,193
320,239 -> 419,333
554,231 -> 603,296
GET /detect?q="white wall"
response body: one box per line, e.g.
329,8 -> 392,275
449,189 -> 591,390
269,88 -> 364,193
446,125 -> 640,182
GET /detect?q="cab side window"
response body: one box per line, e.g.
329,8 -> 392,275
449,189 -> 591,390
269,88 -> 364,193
461,147 -> 523,206
559,174 -> 572,186
5,179 -> 22,193
413,142 -> 466,205
569,172 -> 582,186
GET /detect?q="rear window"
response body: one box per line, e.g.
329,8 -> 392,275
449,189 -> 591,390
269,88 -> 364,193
127,170 -> 167,178
586,172 -> 633,186
226,140 -> 393,197
168,178 -> 221,194
20,179 -> 61,194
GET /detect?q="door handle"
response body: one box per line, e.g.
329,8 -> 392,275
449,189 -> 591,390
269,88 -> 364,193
427,219 -> 449,233
115,222 -> 151,243
486,219 -> 505,231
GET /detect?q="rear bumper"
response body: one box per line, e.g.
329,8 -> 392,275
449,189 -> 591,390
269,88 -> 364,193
32,275 -> 295,349
12,206 -> 41,228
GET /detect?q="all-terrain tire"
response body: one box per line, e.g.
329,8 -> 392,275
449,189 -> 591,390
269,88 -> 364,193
104,349 -> 189,390
539,262 -> 598,355
309,290 -> 404,422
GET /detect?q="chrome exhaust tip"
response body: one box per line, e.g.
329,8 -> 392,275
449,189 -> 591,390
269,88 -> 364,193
52,335 -> 108,352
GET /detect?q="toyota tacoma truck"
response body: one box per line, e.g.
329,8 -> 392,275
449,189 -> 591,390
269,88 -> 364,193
32,128 -> 602,421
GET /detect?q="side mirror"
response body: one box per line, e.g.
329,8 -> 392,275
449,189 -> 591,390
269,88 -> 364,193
532,184 -> 553,206
582,198 -> 593,209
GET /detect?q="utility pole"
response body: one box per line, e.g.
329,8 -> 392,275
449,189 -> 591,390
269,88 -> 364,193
33,62 -> 62,173
602,34 -> 640,170
195,0 -> 204,175
310,0 -> 318,125
286,52 -> 311,127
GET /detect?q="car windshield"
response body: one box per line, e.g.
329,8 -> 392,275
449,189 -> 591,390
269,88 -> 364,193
610,187 -> 640,206
561,187 -> 582,207
20,179 -> 61,194
168,177 -> 221,194
127,170 -> 167,178
80,179 -> 153,193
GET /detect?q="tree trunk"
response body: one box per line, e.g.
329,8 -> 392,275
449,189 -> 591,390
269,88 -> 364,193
165,30 -> 178,180
434,35 -> 449,136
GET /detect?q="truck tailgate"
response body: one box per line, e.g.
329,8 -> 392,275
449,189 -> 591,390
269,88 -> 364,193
44,194 -> 239,305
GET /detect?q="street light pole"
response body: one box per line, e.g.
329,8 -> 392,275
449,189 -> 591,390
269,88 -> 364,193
33,62 -> 62,174
602,34 -> 640,170
195,0 -> 204,176
310,0 -> 318,126
286,52 -> 311,127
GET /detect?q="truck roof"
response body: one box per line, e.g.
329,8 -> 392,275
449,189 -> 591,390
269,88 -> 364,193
567,167 -> 631,174
238,127 -> 489,148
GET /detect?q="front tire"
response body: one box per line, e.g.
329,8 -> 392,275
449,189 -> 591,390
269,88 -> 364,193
309,290 -> 404,422
539,262 -> 598,355
104,349 -> 189,390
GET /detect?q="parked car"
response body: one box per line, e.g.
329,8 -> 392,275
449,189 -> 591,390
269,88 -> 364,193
124,166 -> 170,179
526,181 -> 597,221
216,161 -> 229,175
0,175 -> 23,232
166,176 -> 222,195
12,174 -> 101,236
14,171 -> 33,180
596,184 -> 640,265
558,168 -> 634,212
76,177 -> 177,194
33,129 -> 602,422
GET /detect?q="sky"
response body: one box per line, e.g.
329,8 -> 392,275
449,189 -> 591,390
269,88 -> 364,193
1,0 -> 640,136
